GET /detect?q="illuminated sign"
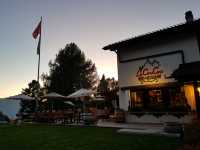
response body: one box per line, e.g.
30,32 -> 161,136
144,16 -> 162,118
136,59 -> 164,84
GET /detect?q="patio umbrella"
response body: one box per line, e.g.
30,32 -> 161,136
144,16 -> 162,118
43,92 -> 66,111
67,89 -> 95,113
6,94 -> 35,101
67,89 -> 95,99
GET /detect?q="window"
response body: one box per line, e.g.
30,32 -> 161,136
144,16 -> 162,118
129,86 -> 190,112
149,90 -> 162,104
130,91 -> 143,108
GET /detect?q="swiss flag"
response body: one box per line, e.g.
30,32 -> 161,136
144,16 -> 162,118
32,21 -> 41,39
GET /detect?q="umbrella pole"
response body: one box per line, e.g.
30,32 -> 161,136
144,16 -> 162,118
82,100 -> 85,122
51,101 -> 53,112
83,101 -> 85,113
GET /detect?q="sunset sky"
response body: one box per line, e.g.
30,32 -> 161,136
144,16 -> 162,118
0,0 -> 200,97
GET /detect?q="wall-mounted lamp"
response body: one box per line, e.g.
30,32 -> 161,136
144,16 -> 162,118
197,87 -> 200,93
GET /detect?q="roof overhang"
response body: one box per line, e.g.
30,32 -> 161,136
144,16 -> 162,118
171,61 -> 200,82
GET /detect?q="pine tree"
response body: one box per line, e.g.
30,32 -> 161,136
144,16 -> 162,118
43,43 -> 98,95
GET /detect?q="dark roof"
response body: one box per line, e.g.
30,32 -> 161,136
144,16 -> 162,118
103,19 -> 200,51
171,61 -> 200,82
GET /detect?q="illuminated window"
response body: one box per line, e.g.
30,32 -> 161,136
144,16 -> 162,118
130,91 -> 143,109
149,90 -> 162,104
129,86 -> 191,112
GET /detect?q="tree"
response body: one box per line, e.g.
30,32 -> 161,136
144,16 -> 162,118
22,80 -> 40,98
42,43 -> 98,95
97,74 -> 108,94
20,80 -> 44,114
106,77 -> 119,108
97,75 -> 119,108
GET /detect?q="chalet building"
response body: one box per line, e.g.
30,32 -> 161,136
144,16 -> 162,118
103,11 -> 200,123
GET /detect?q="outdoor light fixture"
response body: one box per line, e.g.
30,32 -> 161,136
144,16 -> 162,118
197,87 -> 200,93
91,94 -> 95,98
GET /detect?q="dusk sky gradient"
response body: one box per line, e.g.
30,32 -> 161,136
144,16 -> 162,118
1,0 -> 200,97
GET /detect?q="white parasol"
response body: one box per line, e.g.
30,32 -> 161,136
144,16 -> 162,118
67,89 -> 95,99
43,92 -> 66,111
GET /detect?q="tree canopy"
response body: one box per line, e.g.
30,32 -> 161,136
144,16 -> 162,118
42,43 -> 98,96
97,74 -> 118,94
22,80 -> 40,98
97,74 -> 119,108
21,80 -> 42,114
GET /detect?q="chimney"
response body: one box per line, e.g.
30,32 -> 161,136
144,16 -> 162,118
185,10 -> 194,23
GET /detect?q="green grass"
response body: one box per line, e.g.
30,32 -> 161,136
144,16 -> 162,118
0,124 -> 178,150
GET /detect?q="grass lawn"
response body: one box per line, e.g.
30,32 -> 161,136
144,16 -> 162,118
0,124 -> 178,150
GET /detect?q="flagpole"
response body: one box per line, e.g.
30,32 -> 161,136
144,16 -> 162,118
36,16 -> 42,112
37,40 -> 40,83
37,16 -> 42,83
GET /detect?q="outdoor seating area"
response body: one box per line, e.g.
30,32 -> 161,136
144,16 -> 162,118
1,90 -> 128,126
33,111 -> 74,124
32,110 -> 97,125
30,108 -> 125,125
